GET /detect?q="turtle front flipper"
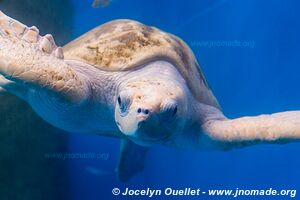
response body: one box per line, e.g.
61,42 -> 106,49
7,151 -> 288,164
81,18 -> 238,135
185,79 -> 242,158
0,11 -> 89,103
201,106 -> 300,149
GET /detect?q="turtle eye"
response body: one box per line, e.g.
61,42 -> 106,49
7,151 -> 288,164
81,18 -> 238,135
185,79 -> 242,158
172,106 -> 178,117
117,95 -> 126,112
117,96 -> 122,106
117,92 -> 132,114
161,99 -> 178,122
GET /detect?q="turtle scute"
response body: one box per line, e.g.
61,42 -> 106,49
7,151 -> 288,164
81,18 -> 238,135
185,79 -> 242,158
63,19 -> 220,108
63,20 -> 172,70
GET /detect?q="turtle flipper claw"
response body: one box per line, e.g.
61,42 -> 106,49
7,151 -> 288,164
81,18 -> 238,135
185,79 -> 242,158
22,27 -> 40,43
0,11 -> 88,103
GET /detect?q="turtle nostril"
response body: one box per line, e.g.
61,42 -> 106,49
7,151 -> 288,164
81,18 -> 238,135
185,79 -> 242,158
137,108 -> 150,115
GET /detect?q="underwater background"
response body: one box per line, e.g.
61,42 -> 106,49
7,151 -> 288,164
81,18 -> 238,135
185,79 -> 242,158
0,0 -> 300,199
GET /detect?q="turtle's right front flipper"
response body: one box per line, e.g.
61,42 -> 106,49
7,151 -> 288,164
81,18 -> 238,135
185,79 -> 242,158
0,11 -> 89,103
200,105 -> 300,149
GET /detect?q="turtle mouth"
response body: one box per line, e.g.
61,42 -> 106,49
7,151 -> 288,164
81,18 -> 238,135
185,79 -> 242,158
128,133 -> 173,145
116,121 -> 132,134
116,116 -> 174,145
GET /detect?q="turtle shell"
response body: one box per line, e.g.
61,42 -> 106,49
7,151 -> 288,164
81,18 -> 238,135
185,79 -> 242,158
63,20 -> 220,108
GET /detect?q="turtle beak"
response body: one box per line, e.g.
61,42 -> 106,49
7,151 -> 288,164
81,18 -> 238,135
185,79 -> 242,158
116,107 -> 151,136
115,104 -> 175,146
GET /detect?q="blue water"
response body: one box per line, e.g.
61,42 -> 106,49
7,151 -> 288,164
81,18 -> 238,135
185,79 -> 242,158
67,0 -> 300,199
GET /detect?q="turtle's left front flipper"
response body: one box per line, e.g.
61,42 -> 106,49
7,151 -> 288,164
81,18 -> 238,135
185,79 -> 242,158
202,108 -> 300,148
117,139 -> 149,182
0,11 -> 89,103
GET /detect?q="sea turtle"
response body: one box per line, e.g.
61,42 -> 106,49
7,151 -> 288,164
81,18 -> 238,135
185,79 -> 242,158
0,11 -> 299,181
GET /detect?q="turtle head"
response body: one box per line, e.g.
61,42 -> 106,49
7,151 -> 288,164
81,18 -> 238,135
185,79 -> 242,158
114,76 -> 189,146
